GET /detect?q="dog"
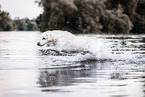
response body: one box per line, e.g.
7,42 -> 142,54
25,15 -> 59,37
37,30 -> 102,55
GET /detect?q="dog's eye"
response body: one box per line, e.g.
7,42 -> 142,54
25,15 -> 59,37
42,37 -> 46,40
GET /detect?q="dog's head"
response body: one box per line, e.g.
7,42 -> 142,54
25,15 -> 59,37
37,32 -> 56,47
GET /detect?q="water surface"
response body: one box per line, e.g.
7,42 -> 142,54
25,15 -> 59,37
0,31 -> 145,97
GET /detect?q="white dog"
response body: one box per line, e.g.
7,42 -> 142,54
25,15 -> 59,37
37,30 -> 101,54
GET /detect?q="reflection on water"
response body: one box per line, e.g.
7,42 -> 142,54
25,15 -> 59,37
38,61 -> 98,88
0,31 -> 145,97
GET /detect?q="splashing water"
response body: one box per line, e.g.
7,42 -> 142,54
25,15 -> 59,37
38,34 -> 145,63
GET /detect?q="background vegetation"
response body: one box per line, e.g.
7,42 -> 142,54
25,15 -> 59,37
0,5 -> 39,31
0,0 -> 145,34
0,5 -> 14,31
13,17 -> 39,31
35,0 -> 145,34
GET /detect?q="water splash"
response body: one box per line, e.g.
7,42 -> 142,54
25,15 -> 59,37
38,34 -> 145,63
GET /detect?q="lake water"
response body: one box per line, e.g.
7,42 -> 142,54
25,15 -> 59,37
0,31 -> 145,97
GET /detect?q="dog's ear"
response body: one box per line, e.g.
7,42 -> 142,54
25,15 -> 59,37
46,33 -> 48,37
52,39 -> 56,42
52,39 -> 57,45
49,34 -> 55,41
45,33 -> 53,39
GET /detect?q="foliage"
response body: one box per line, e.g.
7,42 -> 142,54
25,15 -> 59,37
0,4 -> 39,31
35,0 -> 137,34
13,17 -> 39,31
105,0 -> 145,33
0,5 -> 14,31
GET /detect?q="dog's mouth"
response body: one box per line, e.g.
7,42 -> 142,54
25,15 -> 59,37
37,42 -> 55,47
37,42 -> 46,47
37,40 -> 57,47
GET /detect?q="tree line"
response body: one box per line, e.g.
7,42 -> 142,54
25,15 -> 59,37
13,17 -> 39,31
0,0 -> 145,34
35,0 -> 145,34
0,5 -> 39,31
0,5 -> 13,31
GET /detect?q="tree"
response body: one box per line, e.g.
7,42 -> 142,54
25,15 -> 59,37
0,5 -> 14,31
13,18 -> 39,31
105,0 -> 145,33
35,0 -> 134,34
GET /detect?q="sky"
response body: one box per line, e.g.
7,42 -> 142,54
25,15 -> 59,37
0,0 -> 43,19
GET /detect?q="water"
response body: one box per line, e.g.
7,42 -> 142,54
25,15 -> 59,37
0,31 -> 145,97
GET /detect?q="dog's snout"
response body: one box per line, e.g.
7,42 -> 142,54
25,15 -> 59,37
37,42 -> 40,46
37,42 -> 45,47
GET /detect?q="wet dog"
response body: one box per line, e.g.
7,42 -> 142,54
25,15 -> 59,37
37,30 -> 95,53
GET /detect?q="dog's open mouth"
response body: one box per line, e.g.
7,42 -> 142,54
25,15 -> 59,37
37,42 -> 46,47
37,42 -> 56,47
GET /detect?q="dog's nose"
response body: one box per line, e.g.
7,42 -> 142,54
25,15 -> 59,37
37,42 -> 40,46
